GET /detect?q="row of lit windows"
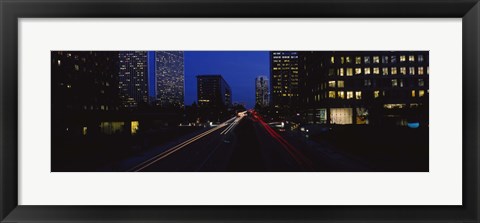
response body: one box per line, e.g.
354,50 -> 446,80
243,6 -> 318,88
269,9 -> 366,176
81,105 -> 119,111
273,89 -> 300,94
330,55 -> 425,65
329,66 -> 429,76
326,90 -> 427,99
327,78 -> 426,88
328,91 -> 363,100
281,93 -> 299,97
272,65 -> 300,69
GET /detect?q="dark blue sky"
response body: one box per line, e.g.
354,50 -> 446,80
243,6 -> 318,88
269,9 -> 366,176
184,51 -> 270,109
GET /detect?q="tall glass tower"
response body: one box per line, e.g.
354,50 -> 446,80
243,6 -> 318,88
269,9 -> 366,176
154,51 -> 184,109
118,51 -> 149,108
255,75 -> 270,107
270,51 -> 301,108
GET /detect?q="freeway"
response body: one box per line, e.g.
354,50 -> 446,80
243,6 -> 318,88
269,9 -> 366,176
128,110 -> 368,172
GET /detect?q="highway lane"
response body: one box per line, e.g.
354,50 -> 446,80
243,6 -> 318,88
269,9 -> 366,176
249,113 -> 315,171
132,115 -> 244,172
134,113 -> 314,172
130,110 -> 366,172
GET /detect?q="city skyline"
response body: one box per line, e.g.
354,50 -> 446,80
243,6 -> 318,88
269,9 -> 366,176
184,51 -> 269,108
121,51 -> 269,109
52,50 -> 429,172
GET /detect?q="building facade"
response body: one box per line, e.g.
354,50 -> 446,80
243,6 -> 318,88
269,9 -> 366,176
118,51 -> 149,108
197,75 -> 232,107
51,51 -> 121,136
270,51 -> 302,109
299,51 -> 429,126
255,75 -> 270,107
154,51 -> 185,109
52,51 -> 121,114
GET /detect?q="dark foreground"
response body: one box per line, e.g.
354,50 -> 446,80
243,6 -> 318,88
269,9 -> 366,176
52,113 -> 428,172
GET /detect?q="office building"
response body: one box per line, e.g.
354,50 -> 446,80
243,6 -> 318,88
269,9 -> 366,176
255,75 -> 270,107
270,51 -> 302,108
197,75 -> 232,107
51,51 -> 121,136
154,51 -> 185,109
52,51 -> 120,113
299,51 -> 429,126
118,51 -> 149,108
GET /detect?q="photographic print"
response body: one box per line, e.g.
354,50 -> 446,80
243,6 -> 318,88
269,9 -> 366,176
51,51 -> 429,172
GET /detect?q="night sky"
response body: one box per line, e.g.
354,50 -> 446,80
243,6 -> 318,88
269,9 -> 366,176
184,51 -> 270,109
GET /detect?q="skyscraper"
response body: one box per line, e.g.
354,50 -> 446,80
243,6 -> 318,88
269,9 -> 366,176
255,75 -> 270,107
118,51 -> 149,108
154,51 -> 185,109
270,51 -> 301,108
197,75 -> 232,107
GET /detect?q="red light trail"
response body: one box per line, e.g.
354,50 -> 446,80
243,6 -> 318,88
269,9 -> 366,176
252,112 -> 315,170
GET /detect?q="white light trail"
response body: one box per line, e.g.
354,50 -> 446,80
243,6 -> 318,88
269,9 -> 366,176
129,116 -> 237,172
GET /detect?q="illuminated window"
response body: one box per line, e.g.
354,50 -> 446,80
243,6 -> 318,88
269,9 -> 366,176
391,79 -> 398,87
399,79 -> 404,87
391,55 -> 397,63
355,68 -> 362,75
411,90 -> 416,97
364,67 -> 371,75
409,55 -> 415,62
355,57 -> 362,64
331,56 -> 335,64
74,64 -> 80,71
374,90 -> 380,98
131,121 -> 139,135
373,67 -> 380,75
382,67 -> 389,75
329,91 -> 336,98
391,67 -> 397,75
346,57 -> 352,63
418,67 -> 424,75
338,91 -> 345,99
427,66 -> 429,74
400,55 -> 406,62
355,91 -> 362,100
364,56 -> 371,64
346,68 -> 353,76
384,104 -> 406,109
338,68 -> 344,76
409,67 -> 415,75
346,91 -> 353,99
419,90 -> 425,97
341,57 -> 345,64
338,80 -> 345,88
373,56 -> 380,63
82,127 -> 87,136
382,56 -> 389,63
418,55 -> 424,62
400,67 -> 407,75
418,79 -> 425,87
57,60 -> 61,66
328,81 -> 336,88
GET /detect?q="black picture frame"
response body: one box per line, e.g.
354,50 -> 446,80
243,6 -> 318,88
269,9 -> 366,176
1,0 -> 479,222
